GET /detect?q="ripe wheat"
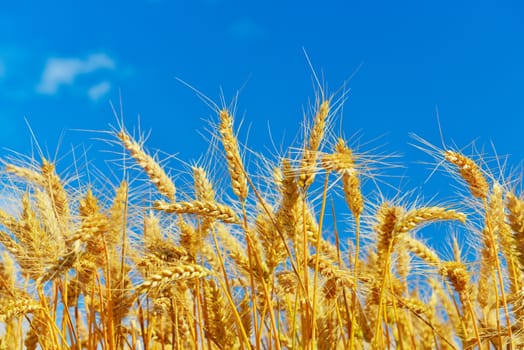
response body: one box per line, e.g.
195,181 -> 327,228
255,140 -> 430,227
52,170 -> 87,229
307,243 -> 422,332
0,85 -> 522,350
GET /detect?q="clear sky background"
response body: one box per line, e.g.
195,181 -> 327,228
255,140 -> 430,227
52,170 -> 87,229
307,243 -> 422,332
0,1 -> 523,206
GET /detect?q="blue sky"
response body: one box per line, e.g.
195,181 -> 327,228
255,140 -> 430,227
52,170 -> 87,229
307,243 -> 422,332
0,0 -> 523,201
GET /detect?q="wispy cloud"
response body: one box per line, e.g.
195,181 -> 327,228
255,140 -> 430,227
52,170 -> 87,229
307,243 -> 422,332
87,80 -> 111,101
37,53 -> 115,94
228,17 -> 266,40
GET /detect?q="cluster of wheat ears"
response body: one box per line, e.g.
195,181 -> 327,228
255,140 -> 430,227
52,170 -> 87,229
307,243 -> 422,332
0,86 -> 523,350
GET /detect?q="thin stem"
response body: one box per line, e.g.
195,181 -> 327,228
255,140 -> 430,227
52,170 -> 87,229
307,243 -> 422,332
311,173 -> 330,346
210,225 -> 251,348
349,215 -> 361,348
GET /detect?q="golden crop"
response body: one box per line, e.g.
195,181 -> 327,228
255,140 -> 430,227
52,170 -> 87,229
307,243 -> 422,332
0,88 -> 521,349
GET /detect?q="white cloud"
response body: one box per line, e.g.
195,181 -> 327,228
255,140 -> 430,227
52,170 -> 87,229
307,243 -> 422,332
87,80 -> 111,101
37,53 -> 115,94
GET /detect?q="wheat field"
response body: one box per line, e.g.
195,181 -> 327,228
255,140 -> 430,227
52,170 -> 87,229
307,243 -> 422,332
0,88 -> 523,349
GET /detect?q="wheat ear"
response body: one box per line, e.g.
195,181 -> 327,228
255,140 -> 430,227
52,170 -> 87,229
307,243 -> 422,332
506,192 -> 524,270
396,206 -> 466,234
298,99 -> 330,188
154,200 -> 240,224
118,130 -> 176,201
444,150 -> 488,199
137,263 -> 209,293
218,109 -> 249,201
322,138 -> 363,217
402,236 -> 441,266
